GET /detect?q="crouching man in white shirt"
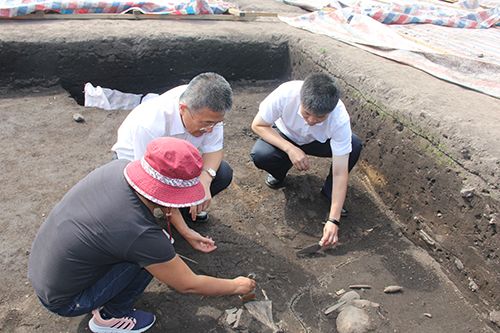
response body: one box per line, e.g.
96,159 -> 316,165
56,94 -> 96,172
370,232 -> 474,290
250,73 -> 362,248
112,72 -> 232,223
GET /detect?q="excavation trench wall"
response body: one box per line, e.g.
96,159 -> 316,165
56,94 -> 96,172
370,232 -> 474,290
288,41 -> 499,313
0,33 -> 498,314
0,37 -> 291,103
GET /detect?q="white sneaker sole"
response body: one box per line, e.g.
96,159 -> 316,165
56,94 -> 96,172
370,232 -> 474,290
88,315 -> 156,333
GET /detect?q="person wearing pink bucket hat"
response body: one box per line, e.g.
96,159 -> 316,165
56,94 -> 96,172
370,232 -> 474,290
28,137 -> 256,333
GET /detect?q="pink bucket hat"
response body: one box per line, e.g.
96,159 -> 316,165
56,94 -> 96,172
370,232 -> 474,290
124,137 -> 206,207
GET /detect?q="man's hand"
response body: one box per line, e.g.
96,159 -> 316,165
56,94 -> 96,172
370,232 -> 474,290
319,221 -> 339,248
189,177 -> 212,219
185,229 -> 217,253
287,146 -> 310,171
233,277 -> 256,295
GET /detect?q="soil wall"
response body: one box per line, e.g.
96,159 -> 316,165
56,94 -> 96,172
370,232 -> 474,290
0,37 -> 291,103
287,41 -> 499,313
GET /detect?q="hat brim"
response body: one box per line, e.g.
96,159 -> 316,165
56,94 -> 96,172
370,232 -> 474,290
124,160 -> 206,208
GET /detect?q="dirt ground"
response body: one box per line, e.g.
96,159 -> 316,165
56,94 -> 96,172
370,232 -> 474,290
0,81 -> 496,332
0,0 -> 499,331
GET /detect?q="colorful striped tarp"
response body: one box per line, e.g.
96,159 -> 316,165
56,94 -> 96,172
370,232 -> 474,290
0,0 -> 233,17
280,6 -> 500,98
282,0 -> 500,28
355,1 -> 500,28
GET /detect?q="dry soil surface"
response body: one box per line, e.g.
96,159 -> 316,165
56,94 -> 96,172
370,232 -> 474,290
0,82 -> 496,332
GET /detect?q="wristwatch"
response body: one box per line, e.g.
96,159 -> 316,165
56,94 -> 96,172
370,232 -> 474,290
326,218 -> 340,226
203,168 -> 216,179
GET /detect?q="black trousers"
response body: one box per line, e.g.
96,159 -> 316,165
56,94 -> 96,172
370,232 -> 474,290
205,160 -> 233,197
250,131 -> 362,201
179,160 -> 233,217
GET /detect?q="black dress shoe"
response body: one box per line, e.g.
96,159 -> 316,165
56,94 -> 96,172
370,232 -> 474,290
265,174 -> 284,189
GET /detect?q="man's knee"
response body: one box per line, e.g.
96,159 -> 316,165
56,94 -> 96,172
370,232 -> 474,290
209,161 -> 233,197
217,161 -> 233,190
250,141 -> 275,170
347,134 -> 363,172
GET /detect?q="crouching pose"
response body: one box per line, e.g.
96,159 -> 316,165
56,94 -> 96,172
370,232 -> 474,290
251,73 -> 362,248
28,137 -> 255,333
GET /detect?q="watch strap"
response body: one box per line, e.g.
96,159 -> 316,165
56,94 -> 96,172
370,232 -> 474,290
203,168 -> 216,178
327,218 -> 340,226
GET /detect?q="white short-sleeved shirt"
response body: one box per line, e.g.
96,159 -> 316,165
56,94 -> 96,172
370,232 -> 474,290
258,81 -> 352,156
112,85 -> 224,161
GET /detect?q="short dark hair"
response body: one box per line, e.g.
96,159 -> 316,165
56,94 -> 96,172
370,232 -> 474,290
300,73 -> 340,116
180,72 -> 233,114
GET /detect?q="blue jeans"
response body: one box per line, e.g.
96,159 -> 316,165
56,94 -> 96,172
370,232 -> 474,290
43,262 -> 153,318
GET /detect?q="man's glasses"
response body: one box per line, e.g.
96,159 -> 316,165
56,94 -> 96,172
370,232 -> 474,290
186,107 -> 225,132
199,122 -> 225,133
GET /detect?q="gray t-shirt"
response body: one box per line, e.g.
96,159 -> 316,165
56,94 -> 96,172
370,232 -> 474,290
28,159 -> 175,308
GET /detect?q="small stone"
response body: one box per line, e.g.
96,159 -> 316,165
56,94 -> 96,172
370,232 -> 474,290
42,213 -> 46,217
424,313 -> 432,318
489,310 -> 500,328
460,148 -> 471,160
460,188 -> 475,199
349,285 -> 372,290
225,308 -> 238,325
351,300 -> 380,309
336,305 -> 371,333
384,285 -> 403,293
454,258 -> 464,271
418,230 -> 436,247
324,291 -> 360,315
437,212 -> 442,218
73,113 -> 85,123
233,309 -> 243,328
468,277 -> 479,292
336,289 -> 346,296
340,291 -> 361,303
325,301 -> 347,315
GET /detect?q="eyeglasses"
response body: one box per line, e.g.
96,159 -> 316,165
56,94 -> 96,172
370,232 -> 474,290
186,107 -> 225,132
199,121 -> 225,133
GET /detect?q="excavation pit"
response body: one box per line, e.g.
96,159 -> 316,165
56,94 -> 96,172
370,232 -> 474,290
0,20 -> 498,333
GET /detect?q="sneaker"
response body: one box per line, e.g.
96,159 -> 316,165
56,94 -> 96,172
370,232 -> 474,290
88,308 -> 156,333
320,187 -> 348,217
265,174 -> 284,189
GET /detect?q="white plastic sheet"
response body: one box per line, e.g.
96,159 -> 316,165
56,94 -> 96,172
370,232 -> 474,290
84,82 -> 150,111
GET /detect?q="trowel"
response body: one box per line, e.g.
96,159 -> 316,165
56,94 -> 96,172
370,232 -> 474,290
296,242 -> 323,258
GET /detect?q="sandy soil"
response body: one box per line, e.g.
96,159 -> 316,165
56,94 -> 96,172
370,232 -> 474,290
0,82 -> 495,332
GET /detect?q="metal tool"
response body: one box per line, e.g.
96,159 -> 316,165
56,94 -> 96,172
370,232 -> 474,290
296,243 -> 323,257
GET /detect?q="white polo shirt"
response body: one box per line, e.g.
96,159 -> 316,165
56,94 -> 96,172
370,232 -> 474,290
258,81 -> 352,156
112,85 -> 223,161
